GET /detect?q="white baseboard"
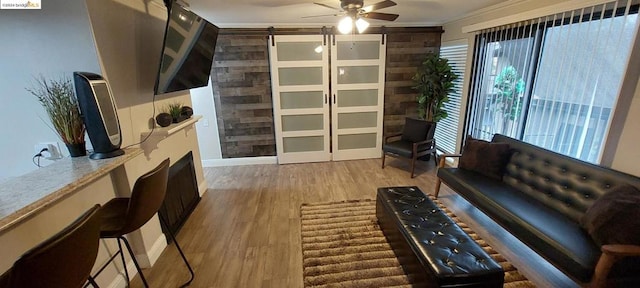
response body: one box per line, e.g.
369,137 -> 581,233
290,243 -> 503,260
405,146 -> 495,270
198,180 -> 208,196
201,156 -> 277,167
107,273 -> 127,288
136,234 -> 167,267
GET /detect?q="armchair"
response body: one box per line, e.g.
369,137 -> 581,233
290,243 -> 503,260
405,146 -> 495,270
381,117 -> 437,178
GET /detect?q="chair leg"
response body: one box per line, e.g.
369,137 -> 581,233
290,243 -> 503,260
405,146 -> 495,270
87,276 -> 100,288
116,239 -> 130,287
432,152 -> 438,166
119,236 -> 149,288
159,215 -> 195,287
434,179 -> 442,198
410,156 -> 416,178
381,153 -> 386,169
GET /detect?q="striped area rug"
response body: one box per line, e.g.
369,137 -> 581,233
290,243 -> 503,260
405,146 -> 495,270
300,197 -> 535,288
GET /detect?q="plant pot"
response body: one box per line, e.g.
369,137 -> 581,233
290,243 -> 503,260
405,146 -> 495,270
66,142 -> 87,157
156,113 -> 173,127
173,115 -> 188,123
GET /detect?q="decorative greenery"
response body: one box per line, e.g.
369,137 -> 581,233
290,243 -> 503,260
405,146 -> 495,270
493,66 -> 525,121
28,76 -> 85,145
165,102 -> 183,119
412,52 -> 458,122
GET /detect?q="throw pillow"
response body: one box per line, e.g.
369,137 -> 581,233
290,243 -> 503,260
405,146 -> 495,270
581,184 -> 640,246
401,118 -> 430,143
458,136 -> 511,180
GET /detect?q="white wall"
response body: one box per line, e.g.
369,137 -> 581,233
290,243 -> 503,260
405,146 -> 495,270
191,79 -> 222,160
442,0 -> 640,176
0,0 -> 101,181
83,0 -> 207,284
0,0 -> 208,286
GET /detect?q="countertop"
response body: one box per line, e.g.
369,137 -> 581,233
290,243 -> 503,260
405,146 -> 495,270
0,148 -> 142,233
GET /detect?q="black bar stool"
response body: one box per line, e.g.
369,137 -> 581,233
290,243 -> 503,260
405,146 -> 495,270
91,158 -> 194,287
0,205 -> 102,288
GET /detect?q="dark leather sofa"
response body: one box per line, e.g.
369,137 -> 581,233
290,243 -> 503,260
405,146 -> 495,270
435,134 -> 640,285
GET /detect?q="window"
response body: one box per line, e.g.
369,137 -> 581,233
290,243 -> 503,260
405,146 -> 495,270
436,41 -> 468,154
467,0 -> 638,163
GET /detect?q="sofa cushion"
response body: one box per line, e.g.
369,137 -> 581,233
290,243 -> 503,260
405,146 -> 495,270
401,118 -> 430,143
437,167 -> 600,282
459,136 -> 510,180
581,184 -> 640,246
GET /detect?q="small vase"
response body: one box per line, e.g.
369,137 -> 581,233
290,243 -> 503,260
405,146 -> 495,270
66,142 -> 87,157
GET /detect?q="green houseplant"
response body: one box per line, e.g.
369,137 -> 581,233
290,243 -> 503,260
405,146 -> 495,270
412,52 -> 458,122
165,101 -> 185,123
28,76 -> 86,157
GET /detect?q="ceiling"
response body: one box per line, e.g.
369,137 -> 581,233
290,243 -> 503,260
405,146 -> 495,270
188,0 -> 510,28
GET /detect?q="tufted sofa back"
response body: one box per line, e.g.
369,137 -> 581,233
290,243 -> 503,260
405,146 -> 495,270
492,134 -> 640,223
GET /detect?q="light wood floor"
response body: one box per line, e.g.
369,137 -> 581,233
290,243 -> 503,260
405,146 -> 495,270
130,158 -> 579,287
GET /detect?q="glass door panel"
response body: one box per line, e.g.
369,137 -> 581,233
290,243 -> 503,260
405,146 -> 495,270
282,114 -> 324,131
283,136 -> 324,153
280,91 -> 323,109
278,67 -> 323,86
337,41 -> 380,60
331,34 -> 386,161
337,89 -> 378,107
270,35 -> 330,164
337,66 -> 379,84
277,41 -> 323,61
337,112 -> 377,129
337,134 -> 378,150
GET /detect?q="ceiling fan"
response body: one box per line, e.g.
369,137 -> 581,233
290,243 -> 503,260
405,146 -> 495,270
305,0 -> 399,34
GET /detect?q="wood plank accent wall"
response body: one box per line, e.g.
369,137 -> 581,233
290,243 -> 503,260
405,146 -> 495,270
384,30 -> 442,136
210,27 -> 442,158
210,34 -> 275,158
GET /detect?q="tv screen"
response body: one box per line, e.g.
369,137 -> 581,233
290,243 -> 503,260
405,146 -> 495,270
155,2 -> 219,95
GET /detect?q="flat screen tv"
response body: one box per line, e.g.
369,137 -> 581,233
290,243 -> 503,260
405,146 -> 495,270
154,1 -> 219,95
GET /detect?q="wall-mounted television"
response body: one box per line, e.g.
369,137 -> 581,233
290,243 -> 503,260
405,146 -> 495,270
154,1 -> 219,95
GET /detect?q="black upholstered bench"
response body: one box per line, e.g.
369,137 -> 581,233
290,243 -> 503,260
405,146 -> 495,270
376,186 -> 504,287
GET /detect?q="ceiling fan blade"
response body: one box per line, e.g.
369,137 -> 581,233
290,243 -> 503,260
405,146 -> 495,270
302,13 -> 341,18
314,2 -> 341,11
362,12 -> 399,21
362,0 -> 396,13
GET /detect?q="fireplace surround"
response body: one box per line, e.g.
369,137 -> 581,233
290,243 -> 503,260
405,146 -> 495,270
159,151 -> 200,241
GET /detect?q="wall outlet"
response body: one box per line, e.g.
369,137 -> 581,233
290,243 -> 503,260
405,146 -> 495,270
34,142 -> 62,160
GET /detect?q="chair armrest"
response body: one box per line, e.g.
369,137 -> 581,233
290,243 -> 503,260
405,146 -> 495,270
438,154 -> 463,168
602,244 -> 640,257
414,138 -> 435,146
384,133 -> 403,143
592,244 -> 640,287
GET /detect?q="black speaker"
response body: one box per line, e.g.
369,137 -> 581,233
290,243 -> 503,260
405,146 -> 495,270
73,72 -> 124,159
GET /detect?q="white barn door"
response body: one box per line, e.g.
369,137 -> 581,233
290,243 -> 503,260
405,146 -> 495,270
331,34 -> 386,161
269,35 -> 331,164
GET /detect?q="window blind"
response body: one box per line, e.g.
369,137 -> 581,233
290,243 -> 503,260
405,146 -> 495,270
436,43 -> 468,154
466,0 -> 639,163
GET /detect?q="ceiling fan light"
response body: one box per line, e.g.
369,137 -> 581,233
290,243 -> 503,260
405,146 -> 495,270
338,17 -> 353,34
355,18 -> 369,33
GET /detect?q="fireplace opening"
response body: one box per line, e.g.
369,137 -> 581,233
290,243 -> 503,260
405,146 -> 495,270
159,151 -> 200,242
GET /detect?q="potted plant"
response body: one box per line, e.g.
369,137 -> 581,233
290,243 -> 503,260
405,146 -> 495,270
166,102 -> 187,123
28,76 -> 86,157
412,52 -> 458,124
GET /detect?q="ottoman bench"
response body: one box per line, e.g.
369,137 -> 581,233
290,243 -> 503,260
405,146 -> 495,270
376,186 -> 504,287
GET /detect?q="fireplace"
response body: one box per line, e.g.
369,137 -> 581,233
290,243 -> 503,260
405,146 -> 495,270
159,151 -> 200,241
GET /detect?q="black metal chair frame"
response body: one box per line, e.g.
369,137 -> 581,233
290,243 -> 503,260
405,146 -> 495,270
89,216 -> 194,288
89,159 -> 194,288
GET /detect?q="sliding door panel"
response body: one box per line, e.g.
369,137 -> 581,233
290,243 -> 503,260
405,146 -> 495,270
331,34 -> 386,161
270,35 -> 330,164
